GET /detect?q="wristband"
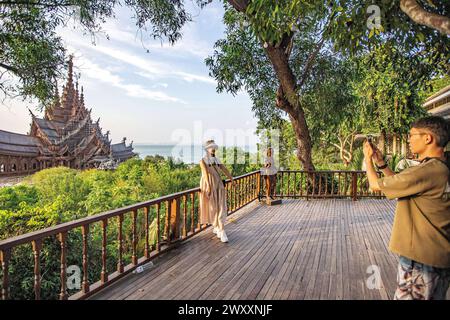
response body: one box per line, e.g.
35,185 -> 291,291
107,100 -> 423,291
376,162 -> 388,170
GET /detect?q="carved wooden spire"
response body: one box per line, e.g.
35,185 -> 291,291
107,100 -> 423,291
61,55 -> 76,115
68,55 -> 74,85
54,83 -> 60,108
28,108 -> 36,118
80,86 -> 85,106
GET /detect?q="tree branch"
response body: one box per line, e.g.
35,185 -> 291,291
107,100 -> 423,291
0,62 -> 19,74
276,85 -> 294,115
400,0 -> 450,35
226,0 -> 249,13
297,36 -> 325,89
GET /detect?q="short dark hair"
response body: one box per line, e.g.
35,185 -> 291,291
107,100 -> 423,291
411,116 -> 449,148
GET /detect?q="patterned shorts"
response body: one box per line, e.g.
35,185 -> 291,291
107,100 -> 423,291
394,256 -> 450,300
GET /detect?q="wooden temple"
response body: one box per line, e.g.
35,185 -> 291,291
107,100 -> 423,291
0,57 -> 135,176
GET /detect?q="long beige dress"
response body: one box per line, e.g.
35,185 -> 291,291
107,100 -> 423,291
199,154 -> 228,231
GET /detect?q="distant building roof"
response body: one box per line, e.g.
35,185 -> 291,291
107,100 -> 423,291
423,84 -> 450,120
0,130 -> 41,156
111,141 -> 136,160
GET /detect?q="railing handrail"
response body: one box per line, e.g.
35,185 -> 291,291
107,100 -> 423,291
279,170 -> 370,173
0,169 -> 377,250
0,170 -> 260,251
0,169 -> 383,300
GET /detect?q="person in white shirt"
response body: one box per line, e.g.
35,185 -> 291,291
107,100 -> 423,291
199,140 -> 234,243
262,147 -> 278,199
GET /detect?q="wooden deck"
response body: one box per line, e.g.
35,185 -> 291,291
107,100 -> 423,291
89,199 -> 411,300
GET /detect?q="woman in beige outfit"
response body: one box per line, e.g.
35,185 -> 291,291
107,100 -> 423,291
199,140 -> 234,243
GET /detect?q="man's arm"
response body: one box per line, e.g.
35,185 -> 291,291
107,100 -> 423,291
379,166 -> 395,177
372,147 -> 395,177
363,141 -> 381,191
365,156 -> 382,191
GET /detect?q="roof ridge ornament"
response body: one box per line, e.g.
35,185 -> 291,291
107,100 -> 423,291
27,108 -> 36,118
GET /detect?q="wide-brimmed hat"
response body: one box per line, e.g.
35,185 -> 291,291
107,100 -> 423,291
204,139 -> 218,151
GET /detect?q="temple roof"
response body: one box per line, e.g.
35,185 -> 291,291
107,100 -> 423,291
0,57 -> 135,166
111,141 -> 136,160
32,118 -> 64,143
0,130 -> 41,156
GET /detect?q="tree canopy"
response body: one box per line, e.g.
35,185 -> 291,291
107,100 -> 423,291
1,0 -> 448,169
0,0 -> 212,106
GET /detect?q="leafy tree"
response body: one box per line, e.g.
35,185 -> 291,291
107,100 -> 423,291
215,0 -> 448,169
399,0 -> 450,34
2,0 -> 448,169
0,0 -> 212,106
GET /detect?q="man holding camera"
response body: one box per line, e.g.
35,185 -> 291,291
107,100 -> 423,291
363,116 -> 450,300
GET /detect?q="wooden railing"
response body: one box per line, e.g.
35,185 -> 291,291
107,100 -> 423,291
0,171 -> 261,300
259,170 -> 383,201
0,169 -> 384,300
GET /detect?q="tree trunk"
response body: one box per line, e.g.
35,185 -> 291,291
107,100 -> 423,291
226,0 -> 315,171
265,44 -> 315,171
288,112 -> 315,171
400,0 -> 450,35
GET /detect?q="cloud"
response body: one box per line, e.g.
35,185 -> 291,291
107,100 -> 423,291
76,56 -> 186,104
71,39 -> 216,85
100,18 -> 215,59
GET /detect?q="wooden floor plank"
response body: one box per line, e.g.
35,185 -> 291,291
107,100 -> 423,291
89,198 -> 414,300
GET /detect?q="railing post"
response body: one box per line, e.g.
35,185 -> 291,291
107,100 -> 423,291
31,239 -> 42,300
164,201 -> 170,242
144,207 -> 150,258
117,214 -> 124,274
131,209 -> 138,265
306,172 -> 310,201
189,194 -> 194,235
101,219 -> 108,283
156,203 -> 161,252
351,172 -> 358,201
170,198 -> 181,240
182,196 -> 187,238
0,248 -> 11,300
81,225 -> 90,294
256,172 -> 261,201
58,232 -> 68,300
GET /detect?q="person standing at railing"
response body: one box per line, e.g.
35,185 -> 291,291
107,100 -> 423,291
262,147 -> 278,200
199,140 -> 234,243
363,116 -> 450,300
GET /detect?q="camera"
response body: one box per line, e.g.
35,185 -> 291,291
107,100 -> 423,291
354,134 -> 378,148
367,134 -> 374,148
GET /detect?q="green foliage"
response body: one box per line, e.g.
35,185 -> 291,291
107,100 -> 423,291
353,44 -> 430,135
0,153 -> 260,299
0,0 -> 212,106
349,147 -> 364,171
330,0 -> 449,79
244,0 -> 327,47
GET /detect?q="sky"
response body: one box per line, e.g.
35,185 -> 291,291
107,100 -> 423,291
0,1 -> 260,148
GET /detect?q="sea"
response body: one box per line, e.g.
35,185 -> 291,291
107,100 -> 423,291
133,144 -> 259,164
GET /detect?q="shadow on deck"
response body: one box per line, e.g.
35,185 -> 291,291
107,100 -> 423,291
90,198 -> 407,300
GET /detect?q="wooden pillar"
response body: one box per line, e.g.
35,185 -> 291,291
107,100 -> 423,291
58,232 -> 68,300
378,130 -> 386,155
351,172 -> 358,201
31,240 -> 42,300
401,134 -> 407,157
0,249 -> 11,300
81,225 -> 89,294
392,134 -> 397,155
170,198 -> 181,240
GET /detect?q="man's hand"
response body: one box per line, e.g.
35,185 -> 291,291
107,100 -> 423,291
363,141 -> 374,160
372,146 -> 385,166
